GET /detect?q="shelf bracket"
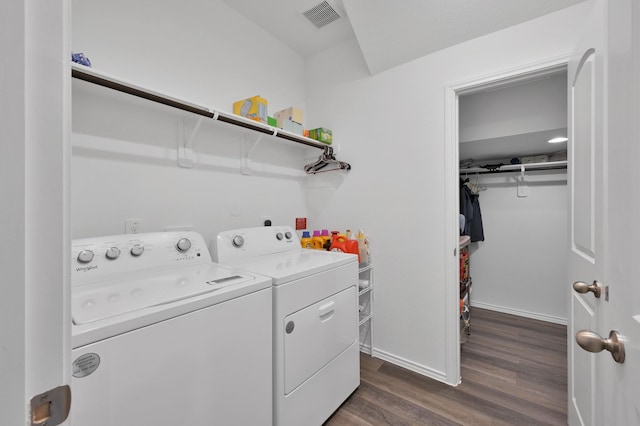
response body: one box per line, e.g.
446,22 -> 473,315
517,164 -> 529,197
241,133 -> 264,175
178,116 -> 204,168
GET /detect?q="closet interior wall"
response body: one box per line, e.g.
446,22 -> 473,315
463,170 -> 568,322
459,71 -> 569,324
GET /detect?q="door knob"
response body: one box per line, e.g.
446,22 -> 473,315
572,280 -> 602,298
575,330 -> 625,363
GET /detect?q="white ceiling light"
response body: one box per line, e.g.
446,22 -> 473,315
548,136 -> 568,143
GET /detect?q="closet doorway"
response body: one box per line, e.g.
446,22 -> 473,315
459,69 -> 568,323
444,58 -> 570,384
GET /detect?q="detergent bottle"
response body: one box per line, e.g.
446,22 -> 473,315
345,232 -> 360,262
320,229 -> 331,250
311,230 -> 324,249
300,231 -> 313,249
329,233 -> 348,253
357,230 -> 369,265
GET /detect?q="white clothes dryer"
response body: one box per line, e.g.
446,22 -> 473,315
213,226 -> 360,426
70,231 -> 272,426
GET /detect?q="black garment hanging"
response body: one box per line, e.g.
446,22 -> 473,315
460,178 -> 473,235
460,178 -> 485,242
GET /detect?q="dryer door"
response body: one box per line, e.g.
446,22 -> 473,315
283,286 -> 357,394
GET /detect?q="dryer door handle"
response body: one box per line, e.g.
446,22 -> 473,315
318,301 -> 335,318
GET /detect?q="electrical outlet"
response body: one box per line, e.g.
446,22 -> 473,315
125,219 -> 143,234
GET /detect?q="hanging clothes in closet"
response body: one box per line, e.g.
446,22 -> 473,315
460,178 -> 485,242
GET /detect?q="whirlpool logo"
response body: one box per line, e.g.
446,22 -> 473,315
76,265 -> 98,272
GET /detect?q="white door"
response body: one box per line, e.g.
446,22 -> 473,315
567,1 -> 605,423
568,0 -> 640,425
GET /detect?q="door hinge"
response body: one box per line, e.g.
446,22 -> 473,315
30,385 -> 71,426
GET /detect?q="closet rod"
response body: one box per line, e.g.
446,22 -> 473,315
460,160 -> 567,174
71,68 -> 214,119
71,65 -> 328,150
215,112 -> 326,148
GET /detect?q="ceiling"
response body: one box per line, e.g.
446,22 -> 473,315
221,0 -> 587,74
459,128 -> 568,163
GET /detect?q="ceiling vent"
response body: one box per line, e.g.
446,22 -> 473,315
302,1 -> 341,29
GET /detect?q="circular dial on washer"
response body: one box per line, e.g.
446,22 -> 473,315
176,238 -> 191,253
285,231 -> 292,240
105,247 -> 121,260
276,233 -> 283,240
232,235 -> 244,248
77,249 -> 94,264
130,244 -> 144,257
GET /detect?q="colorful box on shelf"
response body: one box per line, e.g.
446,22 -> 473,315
274,107 -> 303,126
308,127 -> 332,145
233,95 -> 268,124
268,116 -> 277,127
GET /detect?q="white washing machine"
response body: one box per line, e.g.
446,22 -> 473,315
70,231 -> 273,426
213,226 -> 360,426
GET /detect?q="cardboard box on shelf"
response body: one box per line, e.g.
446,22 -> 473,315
308,127 -> 332,144
280,118 -> 303,135
274,107 -> 303,126
233,95 -> 268,123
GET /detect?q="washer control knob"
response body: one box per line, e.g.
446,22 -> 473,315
77,249 -> 94,264
276,232 -> 283,241
130,244 -> 144,257
285,231 -> 292,240
232,235 -> 244,248
176,238 -> 192,253
105,247 -> 121,260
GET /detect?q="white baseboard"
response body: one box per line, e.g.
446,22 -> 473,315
471,301 -> 567,325
360,302 -> 566,390
368,347 -> 456,386
359,343 -> 372,354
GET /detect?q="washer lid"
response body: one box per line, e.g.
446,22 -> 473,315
72,263 -> 259,325
222,249 -> 357,285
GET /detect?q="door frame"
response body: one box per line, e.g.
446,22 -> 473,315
0,0 -> 71,424
443,55 -> 570,384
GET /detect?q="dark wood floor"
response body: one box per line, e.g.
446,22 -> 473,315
325,307 -> 568,426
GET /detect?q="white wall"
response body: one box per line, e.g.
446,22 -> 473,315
71,0 -> 323,241
467,172 -> 568,323
72,0 -> 307,116
459,73 -> 568,143
305,3 -> 591,382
